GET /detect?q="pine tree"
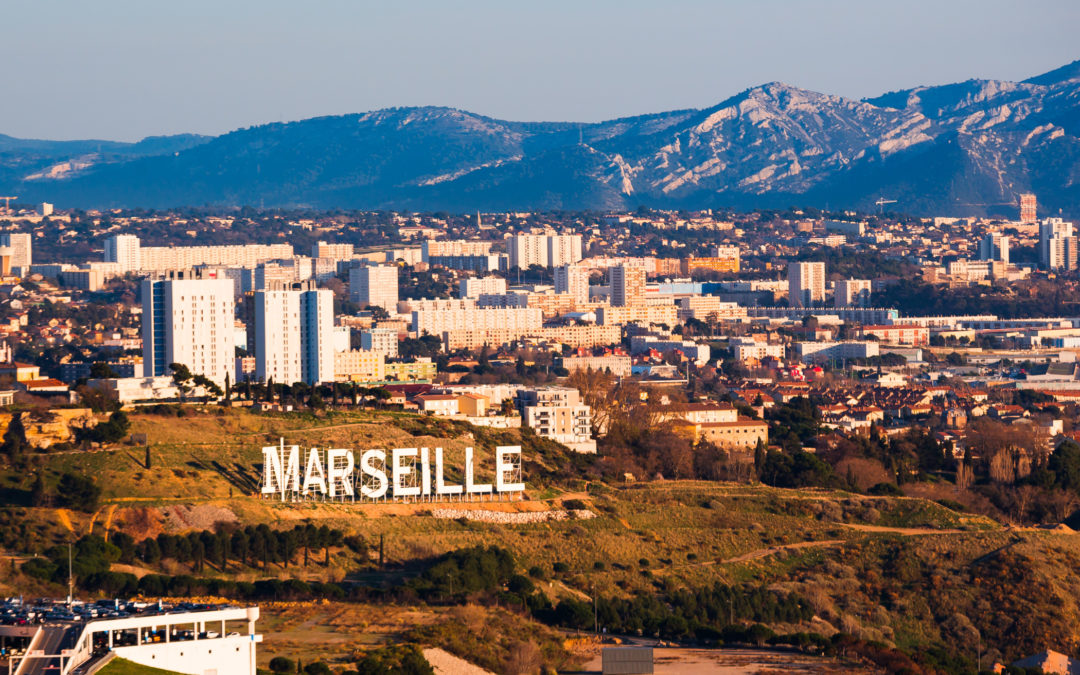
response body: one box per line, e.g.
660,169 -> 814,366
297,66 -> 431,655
1,413 -> 28,459
30,473 -> 47,507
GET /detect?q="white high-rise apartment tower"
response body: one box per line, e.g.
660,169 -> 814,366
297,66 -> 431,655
979,232 -> 1010,264
788,262 -> 826,307
610,264 -> 645,307
834,279 -> 872,308
105,234 -> 142,273
509,234 -> 548,269
350,265 -> 399,312
547,234 -> 583,267
1040,218 -> 1076,270
141,276 -> 236,387
554,264 -> 590,305
252,286 -> 335,385
0,233 -> 31,270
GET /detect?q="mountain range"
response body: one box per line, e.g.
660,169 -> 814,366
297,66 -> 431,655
5,60 -> 1080,216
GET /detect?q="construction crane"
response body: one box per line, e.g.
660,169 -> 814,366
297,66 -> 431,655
0,197 -> 16,215
874,197 -> 897,214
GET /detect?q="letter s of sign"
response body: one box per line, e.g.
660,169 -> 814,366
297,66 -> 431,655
360,449 -> 388,499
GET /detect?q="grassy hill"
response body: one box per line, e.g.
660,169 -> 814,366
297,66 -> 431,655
2,406 -> 1079,672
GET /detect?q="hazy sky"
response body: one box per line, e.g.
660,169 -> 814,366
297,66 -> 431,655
5,0 -> 1079,141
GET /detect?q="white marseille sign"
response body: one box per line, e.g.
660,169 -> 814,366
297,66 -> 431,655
260,438 -> 525,502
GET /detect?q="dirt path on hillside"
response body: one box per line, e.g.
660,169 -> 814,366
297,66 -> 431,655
840,523 -> 967,535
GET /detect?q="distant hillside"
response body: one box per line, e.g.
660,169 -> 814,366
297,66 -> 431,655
5,60 -> 1080,216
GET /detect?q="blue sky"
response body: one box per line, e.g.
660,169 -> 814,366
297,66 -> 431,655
4,0 -> 1079,141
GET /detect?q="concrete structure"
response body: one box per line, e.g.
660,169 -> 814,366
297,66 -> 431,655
427,254 -> 504,272
68,605 -> 259,675
411,306 -> 542,338
834,279 -> 872,308
516,386 -> 596,453
141,276 -> 236,387
421,239 -> 494,262
825,219 -> 866,236
788,262 -> 825,306
508,233 -> 582,269
596,304 -> 677,327
509,233 -> 548,269
350,265 -> 399,312
681,255 -> 740,275
384,358 -> 437,381
88,376 -> 182,403
1040,218 -> 1077,270
333,350 -> 385,382
0,232 -> 31,270
415,393 -> 460,416
138,243 -> 293,272
104,234 -> 141,273
794,340 -> 879,363
979,232 -> 1010,264
311,241 -> 354,259
547,233 -> 583,267
459,276 -> 507,299
682,418 -> 769,449
554,264 -> 589,305
359,326 -> 399,357
675,296 -> 747,322
1019,192 -> 1038,224
610,264 -> 645,307
252,286 -> 334,385
730,337 -> 785,362
59,268 -> 106,291
859,324 -> 930,346
560,354 -> 632,376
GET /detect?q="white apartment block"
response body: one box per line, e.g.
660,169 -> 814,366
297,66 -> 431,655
676,296 -> 747,321
1040,218 -> 1076,270
387,247 -> 424,265
253,288 -> 334,385
138,243 -> 293,272
788,262 -> 826,307
141,277 -> 236,387
350,265 -> 399,312
547,234 -> 583,267
610,264 -> 645,307
0,233 -> 31,270
509,234 -> 549,269
421,239 -> 494,262
730,337 -> 785,362
712,245 -> 741,264
979,232 -> 1010,264
104,234 -> 142,273
596,304 -> 678,326
459,276 -> 507,299
509,233 -> 583,269
312,241 -> 354,259
397,298 -> 474,314
360,326 -> 399,357
554,264 -> 589,305
412,306 -> 542,337
834,279 -> 873,308
516,386 -> 596,453
825,220 -> 865,236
